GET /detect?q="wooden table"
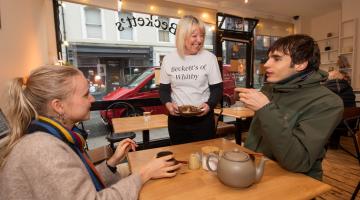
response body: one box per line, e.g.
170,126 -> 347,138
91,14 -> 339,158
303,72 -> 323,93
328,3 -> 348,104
128,138 -> 331,200
112,114 -> 168,148
214,107 -> 254,144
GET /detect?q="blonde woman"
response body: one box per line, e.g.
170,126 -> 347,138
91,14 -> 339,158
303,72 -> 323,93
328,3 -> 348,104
325,70 -> 355,149
159,15 -> 223,145
0,65 -> 181,200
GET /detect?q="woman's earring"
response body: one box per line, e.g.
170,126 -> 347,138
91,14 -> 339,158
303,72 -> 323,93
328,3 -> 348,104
57,113 -> 65,124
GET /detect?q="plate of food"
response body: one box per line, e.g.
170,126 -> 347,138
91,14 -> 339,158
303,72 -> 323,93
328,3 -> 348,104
178,105 -> 203,117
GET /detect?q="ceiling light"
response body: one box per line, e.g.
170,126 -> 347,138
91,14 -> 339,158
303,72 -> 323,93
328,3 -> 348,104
245,0 -> 248,4
117,0 -> 122,11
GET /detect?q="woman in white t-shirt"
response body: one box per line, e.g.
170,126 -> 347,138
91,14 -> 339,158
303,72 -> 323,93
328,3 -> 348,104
159,15 -> 223,145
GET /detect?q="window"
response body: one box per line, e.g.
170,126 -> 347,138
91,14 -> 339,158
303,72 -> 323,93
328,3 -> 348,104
84,7 -> 102,39
253,35 -> 280,88
118,12 -> 133,40
158,17 -> 170,42
205,24 -> 214,45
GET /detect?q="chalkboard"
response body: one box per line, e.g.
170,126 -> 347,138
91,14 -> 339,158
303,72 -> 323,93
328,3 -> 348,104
0,109 -> 9,139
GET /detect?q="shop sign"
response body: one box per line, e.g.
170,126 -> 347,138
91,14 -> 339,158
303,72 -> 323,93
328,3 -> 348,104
115,15 -> 177,35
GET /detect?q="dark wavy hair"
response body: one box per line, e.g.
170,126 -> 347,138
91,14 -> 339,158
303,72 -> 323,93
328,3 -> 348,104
267,34 -> 320,70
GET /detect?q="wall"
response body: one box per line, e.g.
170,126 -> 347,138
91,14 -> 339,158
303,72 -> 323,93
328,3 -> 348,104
0,0 -> 57,109
342,0 -> 360,90
309,10 -> 341,72
310,10 -> 340,40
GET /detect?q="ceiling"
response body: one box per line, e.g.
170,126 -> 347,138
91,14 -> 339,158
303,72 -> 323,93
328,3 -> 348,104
167,0 -> 342,20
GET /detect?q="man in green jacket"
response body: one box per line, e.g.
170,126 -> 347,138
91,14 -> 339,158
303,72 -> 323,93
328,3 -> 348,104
237,34 -> 343,180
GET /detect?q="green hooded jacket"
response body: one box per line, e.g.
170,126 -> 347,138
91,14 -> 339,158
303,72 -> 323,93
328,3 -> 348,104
245,70 -> 343,180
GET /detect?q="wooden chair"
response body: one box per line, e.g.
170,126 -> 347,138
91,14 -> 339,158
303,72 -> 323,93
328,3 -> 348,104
339,107 -> 360,164
214,109 -> 236,139
351,181 -> 360,200
87,145 -> 113,165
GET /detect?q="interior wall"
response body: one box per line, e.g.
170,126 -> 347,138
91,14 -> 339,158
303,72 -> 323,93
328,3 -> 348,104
310,10 -> 340,40
256,18 -> 293,36
0,0 -> 57,109
342,0 -> 360,90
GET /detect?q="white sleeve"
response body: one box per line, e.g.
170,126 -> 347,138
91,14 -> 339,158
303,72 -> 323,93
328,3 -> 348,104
207,53 -> 222,85
160,56 -> 171,84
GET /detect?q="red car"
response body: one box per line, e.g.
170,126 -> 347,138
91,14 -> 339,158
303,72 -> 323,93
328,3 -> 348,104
101,66 -> 236,122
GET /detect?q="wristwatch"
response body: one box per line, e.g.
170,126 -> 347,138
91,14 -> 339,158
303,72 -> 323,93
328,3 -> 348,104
106,160 -> 117,173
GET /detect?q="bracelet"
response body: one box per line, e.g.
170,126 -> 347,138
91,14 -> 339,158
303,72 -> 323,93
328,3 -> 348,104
106,160 -> 117,174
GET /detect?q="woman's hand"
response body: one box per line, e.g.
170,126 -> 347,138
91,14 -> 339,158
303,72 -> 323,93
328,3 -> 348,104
138,155 -> 182,184
197,103 -> 210,116
107,138 -> 137,167
165,102 -> 179,116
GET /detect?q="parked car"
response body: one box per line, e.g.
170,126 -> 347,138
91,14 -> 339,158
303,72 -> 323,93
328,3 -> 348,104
100,66 -> 236,123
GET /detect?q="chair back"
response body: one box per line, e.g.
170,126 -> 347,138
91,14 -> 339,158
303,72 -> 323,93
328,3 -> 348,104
340,107 -> 360,164
105,101 -> 138,133
343,107 -> 360,134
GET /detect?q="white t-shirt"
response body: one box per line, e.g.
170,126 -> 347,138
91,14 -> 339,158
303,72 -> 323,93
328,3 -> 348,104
160,49 -> 222,107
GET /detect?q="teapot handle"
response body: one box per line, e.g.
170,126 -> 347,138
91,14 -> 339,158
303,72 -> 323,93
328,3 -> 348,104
206,153 -> 219,172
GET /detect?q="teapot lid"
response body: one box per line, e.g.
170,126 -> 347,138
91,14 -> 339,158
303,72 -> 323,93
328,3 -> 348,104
223,149 -> 249,162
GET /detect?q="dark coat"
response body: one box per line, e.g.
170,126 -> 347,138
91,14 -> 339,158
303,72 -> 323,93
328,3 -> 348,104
324,79 -> 356,107
245,70 -> 344,180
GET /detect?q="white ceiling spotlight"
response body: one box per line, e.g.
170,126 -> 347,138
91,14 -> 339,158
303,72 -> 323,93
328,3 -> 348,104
244,0 -> 249,4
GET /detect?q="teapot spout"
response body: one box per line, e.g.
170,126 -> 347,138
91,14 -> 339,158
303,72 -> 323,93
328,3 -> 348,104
255,157 -> 269,183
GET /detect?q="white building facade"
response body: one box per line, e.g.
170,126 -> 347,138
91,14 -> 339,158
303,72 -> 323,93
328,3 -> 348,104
60,2 -> 214,93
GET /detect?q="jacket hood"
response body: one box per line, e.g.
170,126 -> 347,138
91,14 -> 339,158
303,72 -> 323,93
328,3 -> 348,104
262,70 -> 328,94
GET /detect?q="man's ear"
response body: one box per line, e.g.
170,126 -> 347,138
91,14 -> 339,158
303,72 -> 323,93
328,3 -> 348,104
294,61 -> 308,72
49,99 -> 64,115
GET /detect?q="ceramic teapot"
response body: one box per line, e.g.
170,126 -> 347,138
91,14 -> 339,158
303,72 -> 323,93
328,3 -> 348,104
206,149 -> 268,188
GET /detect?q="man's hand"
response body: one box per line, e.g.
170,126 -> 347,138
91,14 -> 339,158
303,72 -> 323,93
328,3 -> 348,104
236,88 -> 270,111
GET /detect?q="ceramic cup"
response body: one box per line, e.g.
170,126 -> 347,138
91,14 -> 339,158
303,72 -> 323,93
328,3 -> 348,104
201,146 -> 220,170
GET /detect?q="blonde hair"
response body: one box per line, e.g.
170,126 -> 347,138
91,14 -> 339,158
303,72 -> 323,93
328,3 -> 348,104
328,70 -> 345,80
176,15 -> 205,58
337,55 -> 350,68
0,65 -> 81,167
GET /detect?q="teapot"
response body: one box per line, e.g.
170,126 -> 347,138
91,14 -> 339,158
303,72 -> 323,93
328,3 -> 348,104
206,149 -> 268,188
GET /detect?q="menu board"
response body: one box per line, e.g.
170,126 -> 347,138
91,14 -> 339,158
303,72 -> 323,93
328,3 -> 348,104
0,109 -> 9,139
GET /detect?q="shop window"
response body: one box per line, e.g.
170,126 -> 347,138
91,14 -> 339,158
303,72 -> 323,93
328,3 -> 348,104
205,24 -> 214,45
84,7 -> 102,39
158,17 -> 170,42
118,12 -> 133,40
253,35 -> 280,88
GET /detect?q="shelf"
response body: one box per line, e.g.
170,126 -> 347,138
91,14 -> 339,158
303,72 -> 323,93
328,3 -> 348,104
342,19 -> 355,24
320,62 -> 337,65
316,36 -> 338,42
320,49 -> 338,53
339,51 -> 353,55
339,67 -> 352,71
340,35 -> 354,39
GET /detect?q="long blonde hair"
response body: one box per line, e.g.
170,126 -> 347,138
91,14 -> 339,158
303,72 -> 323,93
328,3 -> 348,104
176,15 -> 205,58
0,65 -> 81,167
